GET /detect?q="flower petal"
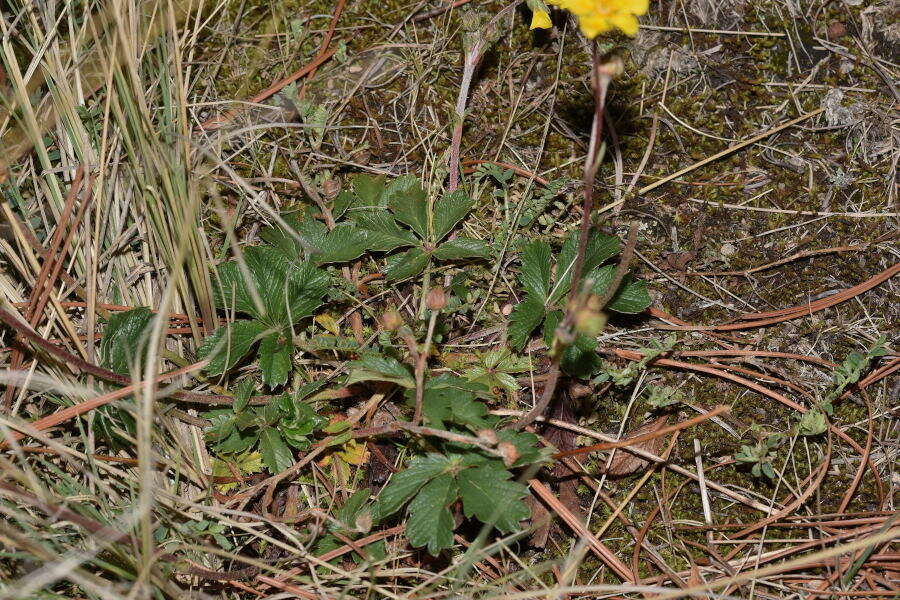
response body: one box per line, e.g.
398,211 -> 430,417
530,9 -> 552,29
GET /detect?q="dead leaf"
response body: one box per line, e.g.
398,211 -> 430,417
601,415 -> 670,476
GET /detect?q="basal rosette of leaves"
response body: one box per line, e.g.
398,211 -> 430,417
261,173 -> 489,280
203,380 -> 328,474
507,229 -> 651,377
198,246 -> 329,388
347,356 -> 547,555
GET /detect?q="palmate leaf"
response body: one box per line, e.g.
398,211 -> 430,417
351,173 -> 386,207
354,210 -> 419,249
507,296 -> 546,350
346,355 -> 415,388
418,377 -> 490,430
457,464 -> 529,532
198,320 -> 268,375
519,241 -> 552,300
101,307 -> 155,374
433,190 -> 474,241
259,427 -> 294,473
351,211 -> 418,251
259,213 -> 307,258
551,231 -> 621,303
384,175 -> 429,239
384,246 -> 429,280
312,223 -> 370,264
212,261 -> 261,317
432,238 -> 489,260
405,473 -> 457,555
377,454 -> 453,519
588,266 -> 651,313
213,246 -> 328,327
257,333 -> 292,387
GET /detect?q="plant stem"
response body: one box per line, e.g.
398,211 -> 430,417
447,47 -> 481,193
513,49 -> 623,430
412,308 -> 440,425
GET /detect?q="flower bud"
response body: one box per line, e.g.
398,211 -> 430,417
425,286 -> 446,311
380,308 -> 403,331
477,429 -> 498,445
498,442 -> 520,468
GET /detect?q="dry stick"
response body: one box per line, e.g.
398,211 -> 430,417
447,38 -> 485,194
612,349 -> 885,503
736,262 -> 900,321
3,169 -> 86,409
0,360 -> 207,447
529,479 -> 634,582
196,47 -> 338,131
496,410 -> 777,513
353,420 -> 504,459
298,0 -> 345,101
651,261 -> 899,332
837,391 -> 875,514
680,244 -> 867,277
637,107 -> 825,196
412,308 -> 439,425
412,0 -> 474,21
0,306 -> 240,405
553,405 -> 729,459
0,207 -> 92,308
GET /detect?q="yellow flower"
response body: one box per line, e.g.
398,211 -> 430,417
548,0 -> 648,37
530,8 -> 553,30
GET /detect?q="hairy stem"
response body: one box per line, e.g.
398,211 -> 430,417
513,50 -> 624,430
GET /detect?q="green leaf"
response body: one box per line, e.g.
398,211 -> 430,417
259,428 -> 294,473
405,473 -> 457,555
607,276 -> 650,313
233,379 -> 255,412
589,266 -> 651,313
334,488 -> 373,533
377,454 -> 452,518
283,259 -> 330,325
542,309 -> 563,347
332,190 -> 354,220
507,296 -> 546,350
560,334 -> 602,378
258,333 -> 292,388
433,190 -> 474,241
259,213 -> 309,259
384,246 -> 429,280
101,307 -> 155,374
384,175 -> 429,239
313,223 -> 370,264
352,174 -> 386,207
212,261 -> 260,317
199,320 -> 268,375
307,334 -> 360,351
352,211 -> 418,251
519,242 -> 552,300
419,381 -> 489,431
552,231 -> 621,303
798,409 -> 827,437
216,246 -> 328,326
432,238 -> 489,260
458,464 -> 529,532
347,355 -> 415,388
